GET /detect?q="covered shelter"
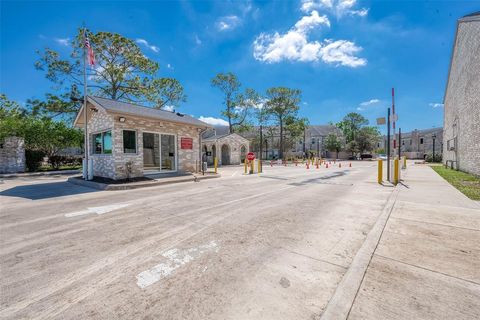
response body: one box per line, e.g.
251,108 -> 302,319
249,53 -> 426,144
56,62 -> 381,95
74,96 -> 210,180
202,132 -> 250,166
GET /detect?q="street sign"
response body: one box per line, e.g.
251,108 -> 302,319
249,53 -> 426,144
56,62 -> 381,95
376,117 -> 386,125
180,137 -> 193,149
389,114 -> 398,122
247,152 -> 255,161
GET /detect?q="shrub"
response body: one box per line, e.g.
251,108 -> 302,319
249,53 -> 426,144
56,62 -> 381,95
25,150 -> 45,172
425,153 -> 442,163
48,155 -> 82,169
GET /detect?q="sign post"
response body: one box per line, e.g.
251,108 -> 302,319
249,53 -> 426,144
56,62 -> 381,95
247,152 -> 255,174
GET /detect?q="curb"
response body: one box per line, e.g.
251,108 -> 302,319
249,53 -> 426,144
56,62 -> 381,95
0,170 -> 81,178
67,173 -> 221,191
320,187 -> 400,320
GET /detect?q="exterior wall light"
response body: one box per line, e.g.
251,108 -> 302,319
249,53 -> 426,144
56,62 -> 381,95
119,117 -> 126,123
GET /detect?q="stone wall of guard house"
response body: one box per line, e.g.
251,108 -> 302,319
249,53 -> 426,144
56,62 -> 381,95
443,18 -> 480,176
114,114 -> 201,179
87,107 -> 116,179
203,135 -> 249,165
0,136 -> 25,173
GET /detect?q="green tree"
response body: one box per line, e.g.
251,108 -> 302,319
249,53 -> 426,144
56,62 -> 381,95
211,72 -> 259,134
35,29 -> 186,116
324,132 -> 343,159
356,126 -> 381,154
264,87 -> 302,159
336,112 -> 368,144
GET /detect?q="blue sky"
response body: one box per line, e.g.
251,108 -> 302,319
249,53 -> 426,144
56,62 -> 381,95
1,0 -> 479,133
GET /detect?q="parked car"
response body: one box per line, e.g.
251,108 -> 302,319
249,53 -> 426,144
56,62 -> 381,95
360,154 -> 373,160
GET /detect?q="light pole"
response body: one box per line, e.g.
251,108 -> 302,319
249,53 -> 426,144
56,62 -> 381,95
432,133 -> 437,162
264,139 -> 268,160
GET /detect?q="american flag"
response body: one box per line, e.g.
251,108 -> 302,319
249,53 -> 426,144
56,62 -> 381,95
84,32 -> 95,66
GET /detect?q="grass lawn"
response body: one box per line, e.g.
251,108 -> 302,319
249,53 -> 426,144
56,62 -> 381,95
430,165 -> 480,200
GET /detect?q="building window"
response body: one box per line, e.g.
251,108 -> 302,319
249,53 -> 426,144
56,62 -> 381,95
420,138 -> 424,144
123,130 -> 137,153
92,130 -> 112,154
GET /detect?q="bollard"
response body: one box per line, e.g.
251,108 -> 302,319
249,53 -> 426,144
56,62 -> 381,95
339,163 -> 341,168
394,157 -> 399,185
403,156 -> 407,169
244,159 -> 247,174
326,163 -> 329,168
306,162 -> 310,169
270,160 -> 273,167
349,162 -> 352,167
295,160 -> 298,166
214,157 -> 218,174
258,160 -> 262,174
316,161 -> 319,169
250,160 -> 254,174
377,159 -> 383,184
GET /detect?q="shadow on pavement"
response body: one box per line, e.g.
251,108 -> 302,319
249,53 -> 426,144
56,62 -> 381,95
0,181 -> 97,200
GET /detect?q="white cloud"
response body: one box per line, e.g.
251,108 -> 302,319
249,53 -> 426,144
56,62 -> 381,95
301,0 -> 368,17
360,98 -> 380,106
55,37 -> 70,46
198,116 -> 229,126
163,105 -> 175,112
216,15 -> 241,31
166,63 -> 174,70
195,34 -> 202,45
253,10 -> 366,67
429,103 -> 444,108
295,10 -> 331,31
136,38 -> 160,53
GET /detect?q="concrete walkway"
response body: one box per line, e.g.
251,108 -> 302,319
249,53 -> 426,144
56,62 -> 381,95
338,164 -> 480,319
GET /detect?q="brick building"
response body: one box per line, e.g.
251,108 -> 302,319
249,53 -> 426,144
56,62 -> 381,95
379,127 -> 443,159
443,12 -> 480,175
73,96 -> 210,180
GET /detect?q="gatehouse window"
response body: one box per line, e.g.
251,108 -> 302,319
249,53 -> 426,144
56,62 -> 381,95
123,130 -> 137,154
92,130 -> 112,154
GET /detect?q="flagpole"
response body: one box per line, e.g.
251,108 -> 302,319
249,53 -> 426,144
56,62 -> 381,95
83,28 -> 89,180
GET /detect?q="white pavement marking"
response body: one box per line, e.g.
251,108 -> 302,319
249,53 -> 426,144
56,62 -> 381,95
64,204 -> 131,218
136,240 -> 219,289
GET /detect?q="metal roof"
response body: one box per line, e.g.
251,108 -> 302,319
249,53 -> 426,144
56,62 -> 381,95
87,96 -> 210,128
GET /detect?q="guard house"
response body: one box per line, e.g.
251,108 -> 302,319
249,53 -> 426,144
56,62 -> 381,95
202,132 -> 250,166
74,96 -> 210,180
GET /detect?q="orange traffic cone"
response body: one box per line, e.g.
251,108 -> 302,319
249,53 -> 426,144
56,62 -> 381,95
326,163 -> 329,168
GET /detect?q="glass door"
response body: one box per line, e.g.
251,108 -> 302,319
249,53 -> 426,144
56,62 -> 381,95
161,134 -> 176,171
143,132 -> 160,171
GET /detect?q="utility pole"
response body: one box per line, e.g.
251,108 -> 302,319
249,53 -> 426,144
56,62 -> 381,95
259,124 -> 263,160
303,128 -> 306,158
387,107 -> 391,182
398,128 -> 401,159
82,27 -> 89,180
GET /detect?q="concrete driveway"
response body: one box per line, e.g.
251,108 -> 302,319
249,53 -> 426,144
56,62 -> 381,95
1,162 -> 392,319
